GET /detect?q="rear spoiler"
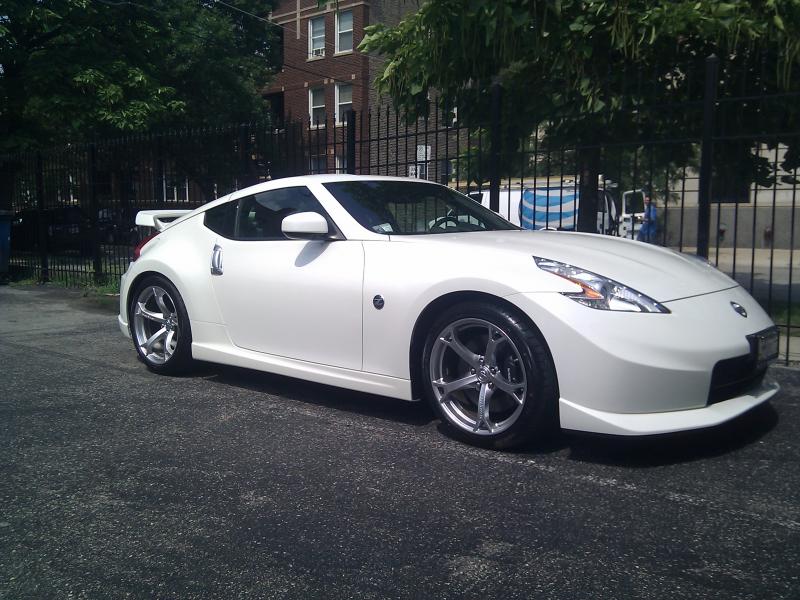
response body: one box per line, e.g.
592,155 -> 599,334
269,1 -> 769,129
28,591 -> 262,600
135,210 -> 192,231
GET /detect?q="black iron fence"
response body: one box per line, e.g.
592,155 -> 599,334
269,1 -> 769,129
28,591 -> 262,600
2,55 -> 799,360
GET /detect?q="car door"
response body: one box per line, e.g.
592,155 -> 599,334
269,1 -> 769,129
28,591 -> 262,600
207,186 -> 364,371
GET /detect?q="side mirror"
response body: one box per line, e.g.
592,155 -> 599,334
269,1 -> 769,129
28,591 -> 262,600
281,211 -> 330,240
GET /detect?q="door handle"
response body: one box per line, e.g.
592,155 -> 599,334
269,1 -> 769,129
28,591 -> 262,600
211,244 -> 223,275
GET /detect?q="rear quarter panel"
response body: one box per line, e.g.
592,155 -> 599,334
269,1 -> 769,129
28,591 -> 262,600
125,214 -> 222,326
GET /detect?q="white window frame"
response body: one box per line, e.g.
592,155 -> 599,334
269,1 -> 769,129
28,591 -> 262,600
335,154 -> 348,174
335,10 -> 353,54
308,16 -> 325,59
309,87 -> 326,127
414,145 -> 431,180
335,83 -> 353,126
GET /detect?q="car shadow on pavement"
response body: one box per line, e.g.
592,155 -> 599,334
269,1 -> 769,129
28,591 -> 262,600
190,361 -> 780,464
197,362 -> 437,428
555,402 -> 779,467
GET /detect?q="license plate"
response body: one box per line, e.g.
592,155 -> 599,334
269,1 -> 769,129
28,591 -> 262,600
754,327 -> 779,365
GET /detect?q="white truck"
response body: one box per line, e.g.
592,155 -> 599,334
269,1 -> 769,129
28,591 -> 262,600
468,184 -> 645,238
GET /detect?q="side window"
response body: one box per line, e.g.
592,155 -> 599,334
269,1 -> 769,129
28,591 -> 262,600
235,186 -> 329,241
204,200 -> 237,238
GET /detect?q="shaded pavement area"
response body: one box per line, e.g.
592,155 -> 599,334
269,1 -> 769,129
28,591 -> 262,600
1,286 -> 799,599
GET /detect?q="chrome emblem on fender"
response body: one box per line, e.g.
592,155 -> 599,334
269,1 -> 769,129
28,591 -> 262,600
731,302 -> 747,318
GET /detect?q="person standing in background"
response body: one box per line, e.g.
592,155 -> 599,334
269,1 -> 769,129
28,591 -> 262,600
637,193 -> 657,243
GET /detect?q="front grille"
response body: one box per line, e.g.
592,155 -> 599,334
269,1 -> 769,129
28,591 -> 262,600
708,339 -> 768,405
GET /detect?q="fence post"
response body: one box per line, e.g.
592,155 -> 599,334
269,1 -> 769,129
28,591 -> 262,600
346,109 -> 356,174
285,121 -> 295,177
35,152 -> 49,282
88,143 -> 102,282
239,124 -> 256,187
489,81 -> 502,212
697,54 -> 719,258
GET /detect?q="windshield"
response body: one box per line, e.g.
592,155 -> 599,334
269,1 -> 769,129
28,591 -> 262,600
323,180 -> 518,235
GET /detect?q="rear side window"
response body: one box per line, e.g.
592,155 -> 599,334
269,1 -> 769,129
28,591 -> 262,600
236,186 -> 330,240
204,200 -> 237,238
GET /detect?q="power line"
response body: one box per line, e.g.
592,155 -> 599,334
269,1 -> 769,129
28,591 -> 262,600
279,60 -> 358,87
94,0 -> 361,62
211,0 -> 270,24
89,0 -> 361,87
210,0 -> 365,64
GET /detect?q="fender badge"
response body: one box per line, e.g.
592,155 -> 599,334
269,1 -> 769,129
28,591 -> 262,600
731,301 -> 747,318
373,295 -> 385,310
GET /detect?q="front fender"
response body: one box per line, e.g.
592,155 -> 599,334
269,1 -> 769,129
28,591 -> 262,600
361,239 -> 565,379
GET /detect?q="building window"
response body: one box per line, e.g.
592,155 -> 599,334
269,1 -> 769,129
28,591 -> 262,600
336,154 -> 347,174
309,16 -> 325,59
336,10 -> 353,53
410,145 -> 431,179
309,87 -> 325,126
309,155 -> 326,174
335,84 -> 352,124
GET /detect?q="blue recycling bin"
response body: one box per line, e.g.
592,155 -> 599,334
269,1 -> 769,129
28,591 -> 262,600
0,210 -> 11,283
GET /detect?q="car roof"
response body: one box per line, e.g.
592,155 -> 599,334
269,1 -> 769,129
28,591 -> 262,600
197,174 -> 441,213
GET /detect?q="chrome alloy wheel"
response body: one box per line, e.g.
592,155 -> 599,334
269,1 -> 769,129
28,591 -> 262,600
132,286 -> 180,365
429,318 -> 528,435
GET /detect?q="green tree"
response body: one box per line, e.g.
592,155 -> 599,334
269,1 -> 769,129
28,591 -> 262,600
0,0 -> 279,153
361,0 -> 800,231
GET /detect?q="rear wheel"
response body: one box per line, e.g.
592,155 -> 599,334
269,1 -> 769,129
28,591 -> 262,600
130,275 -> 193,374
421,302 -> 558,449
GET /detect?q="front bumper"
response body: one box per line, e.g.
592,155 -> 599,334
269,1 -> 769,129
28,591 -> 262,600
506,286 -> 780,435
559,379 -> 778,435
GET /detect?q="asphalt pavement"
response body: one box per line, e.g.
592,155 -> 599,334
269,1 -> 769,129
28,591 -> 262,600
1,285 -> 799,599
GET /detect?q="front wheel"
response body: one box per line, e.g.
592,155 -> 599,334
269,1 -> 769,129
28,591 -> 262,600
421,302 -> 559,449
129,275 -> 193,374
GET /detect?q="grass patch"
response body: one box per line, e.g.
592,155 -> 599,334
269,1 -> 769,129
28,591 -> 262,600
81,279 -> 121,296
77,276 -> 121,313
767,302 -> 800,329
8,264 -> 120,313
79,291 -> 120,313
9,272 -> 119,295
9,276 -> 45,287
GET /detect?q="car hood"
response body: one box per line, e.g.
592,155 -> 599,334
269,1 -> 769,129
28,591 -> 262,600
395,230 -> 737,302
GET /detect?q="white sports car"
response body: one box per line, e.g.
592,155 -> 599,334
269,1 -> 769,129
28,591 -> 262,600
118,175 -> 779,448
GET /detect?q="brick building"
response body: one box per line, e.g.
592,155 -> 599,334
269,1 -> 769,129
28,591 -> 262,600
264,1 -> 424,174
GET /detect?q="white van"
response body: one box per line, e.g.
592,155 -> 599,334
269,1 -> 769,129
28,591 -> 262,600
467,186 -> 619,235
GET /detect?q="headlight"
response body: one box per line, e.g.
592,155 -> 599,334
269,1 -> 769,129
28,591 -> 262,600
534,257 -> 670,313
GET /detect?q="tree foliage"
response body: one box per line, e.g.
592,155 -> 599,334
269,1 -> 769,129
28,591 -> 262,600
361,0 -> 800,229
361,0 -> 799,134
0,0 -> 279,153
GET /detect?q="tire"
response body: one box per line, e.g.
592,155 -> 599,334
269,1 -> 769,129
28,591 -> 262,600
129,275 -> 194,375
421,301 -> 559,449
